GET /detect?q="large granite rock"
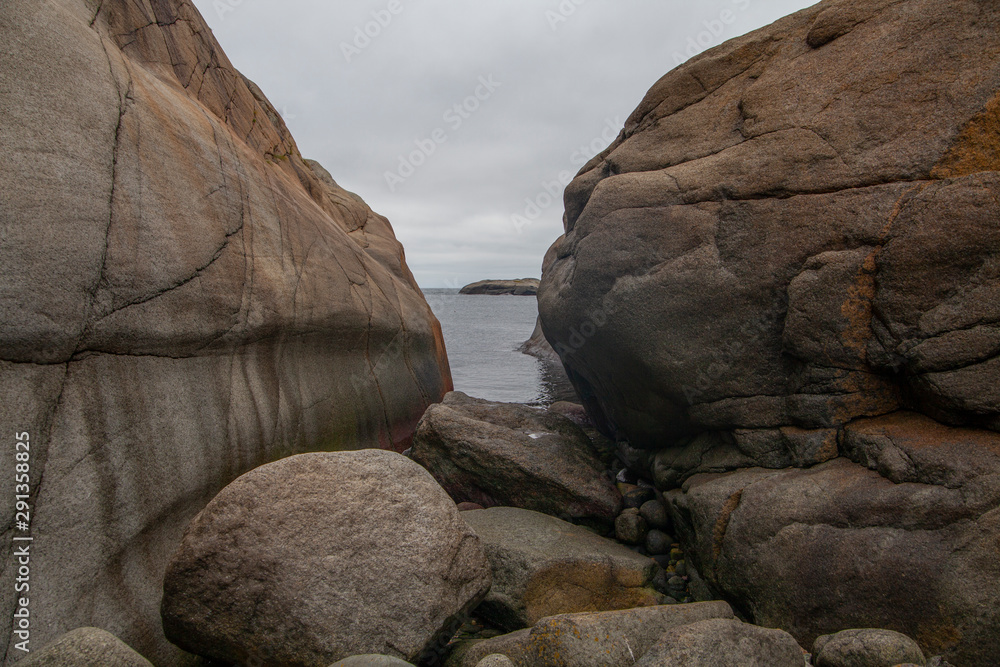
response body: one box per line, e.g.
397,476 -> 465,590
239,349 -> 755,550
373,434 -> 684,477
162,451 -> 491,666
0,1 -> 450,663
536,1 -> 1000,664
412,392 -> 621,524
538,0 -> 1000,449
666,413 -> 1000,666
461,508 -> 658,631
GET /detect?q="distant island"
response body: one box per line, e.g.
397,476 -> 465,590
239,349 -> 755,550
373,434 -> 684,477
459,278 -> 540,296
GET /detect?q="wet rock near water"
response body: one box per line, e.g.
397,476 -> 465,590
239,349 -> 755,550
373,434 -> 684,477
411,392 -> 621,525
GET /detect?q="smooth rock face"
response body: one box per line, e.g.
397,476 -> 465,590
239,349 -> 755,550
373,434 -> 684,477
161,451 -> 491,666
412,392 -> 621,523
460,279 -> 540,296
523,602 -> 735,667
461,508 -> 658,630
634,618 -> 805,667
666,414 -> 1000,666
814,629 -> 926,667
0,1 -> 450,663
14,628 -> 153,667
538,0 -> 1000,449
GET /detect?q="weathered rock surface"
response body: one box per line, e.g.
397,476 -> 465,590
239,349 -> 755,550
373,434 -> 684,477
667,414 -> 1000,666
0,1 -> 450,664
538,0 -> 1000,449
634,618 -> 805,667
162,451 -> 491,666
14,628 -> 153,667
813,628 -> 926,667
522,602 -> 735,667
461,508 -> 658,630
329,657 -> 415,667
412,392 -> 621,523
460,279 -> 539,296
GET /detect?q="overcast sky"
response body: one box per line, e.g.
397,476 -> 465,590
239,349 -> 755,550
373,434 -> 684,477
191,0 -> 816,288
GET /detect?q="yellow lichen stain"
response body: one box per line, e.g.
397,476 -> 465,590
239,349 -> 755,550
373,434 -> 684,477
931,92 -> 1000,179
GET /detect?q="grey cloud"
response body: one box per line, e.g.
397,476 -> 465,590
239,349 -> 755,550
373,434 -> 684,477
194,0 -> 817,286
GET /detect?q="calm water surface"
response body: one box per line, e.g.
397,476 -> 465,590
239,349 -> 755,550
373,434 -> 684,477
423,289 -> 576,405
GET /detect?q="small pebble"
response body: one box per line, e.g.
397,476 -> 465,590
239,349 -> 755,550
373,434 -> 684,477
674,560 -> 688,577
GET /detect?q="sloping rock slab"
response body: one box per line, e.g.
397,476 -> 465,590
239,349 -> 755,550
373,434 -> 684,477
461,507 -> 657,631
162,451 -> 491,666
412,392 -> 621,522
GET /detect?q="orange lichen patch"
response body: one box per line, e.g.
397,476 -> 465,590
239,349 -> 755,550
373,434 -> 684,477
522,564 -> 660,626
932,92 -> 1000,179
916,619 -> 962,656
831,373 -> 902,424
712,489 -> 744,563
838,183 -> 931,363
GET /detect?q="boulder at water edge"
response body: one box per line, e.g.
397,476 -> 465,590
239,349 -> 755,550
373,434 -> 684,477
460,507 -> 658,631
161,451 -> 491,666
412,392 -> 621,524
539,0 -> 1000,448
0,0 -> 450,662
